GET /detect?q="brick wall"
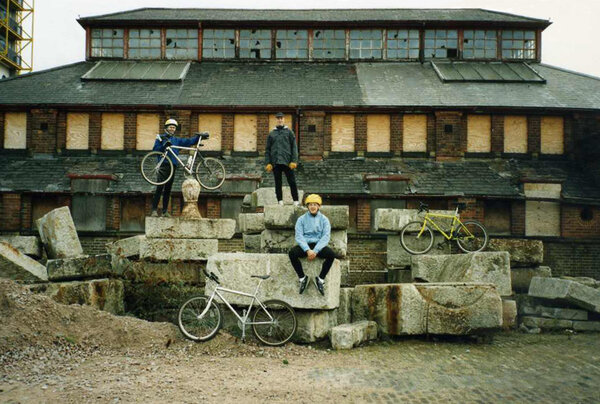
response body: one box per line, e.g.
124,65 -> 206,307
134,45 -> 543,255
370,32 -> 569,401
299,111 -> 325,157
347,236 -> 386,271
218,236 -> 244,252
435,111 -> 464,158
56,111 -> 67,151
221,114 -> 234,152
124,113 -> 137,151
390,114 -> 402,154
456,197 -> 484,222
527,116 -> 541,155
323,114 -> 332,153
426,114 -> 436,155
171,195 -> 182,216
356,199 -> 370,232
561,204 -> 600,238
511,201 -> 526,236
28,109 -> 57,154
491,115 -> 504,154
354,114 -> 367,153
89,112 -> 102,151
80,236 -> 120,255
206,198 -> 221,218
21,194 -> 32,231
189,113 -> 199,140
1,193 -> 21,231
106,196 -> 120,230
257,114 -> 269,156
544,239 -> 600,279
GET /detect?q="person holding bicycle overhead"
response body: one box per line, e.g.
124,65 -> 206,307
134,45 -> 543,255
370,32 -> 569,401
288,194 -> 335,296
265,112 -> 300,206
151,118 -> 200,217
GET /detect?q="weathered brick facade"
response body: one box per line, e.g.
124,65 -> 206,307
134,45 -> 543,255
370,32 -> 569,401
390,114 -> 402,154
356,199 -> 371,233
1,193 -> 21,231
221,113 -> 234,152
124,113 -> 137,151
299,111 -> 325,158
435,111 -> 464,158
527,115 -> 541,155
561,204 -> 600,238
354,114 -> 367,153
28,109 -> 58,154
491,115 -> 504,155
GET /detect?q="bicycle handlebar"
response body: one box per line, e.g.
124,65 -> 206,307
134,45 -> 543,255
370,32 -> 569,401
203,268 -> 220,284
418,202 -> 429,213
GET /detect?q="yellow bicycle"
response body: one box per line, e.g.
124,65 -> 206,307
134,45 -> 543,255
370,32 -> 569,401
400,202 -> 488,254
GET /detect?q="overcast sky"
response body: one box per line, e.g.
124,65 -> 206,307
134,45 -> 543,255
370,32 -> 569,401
31,0 -> 600,77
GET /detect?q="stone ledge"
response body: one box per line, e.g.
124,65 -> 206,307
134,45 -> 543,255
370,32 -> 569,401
145,217 -> 236,239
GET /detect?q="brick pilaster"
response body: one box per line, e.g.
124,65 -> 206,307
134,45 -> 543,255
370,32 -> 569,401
511,201 -> 526,236
356,199 -> 371,233
355,114 -> 367,153
323,114 -> 332,153
106,196 -> 120,230
491,115 -> 504,154
28,109 -> 58,154
390,114 -> 403,154
2,193 -> 21,231
435,111 -> 464,158
89,112 -> 102,151
527,116 -> 541,155
299,111 -> 325,158
124,113 -> 137,152
257,114 -> 270,156
426,114 -> 436,155
221,114 -> 234,152
56,111 -> 67,151
206,198 -> 221,219
21,194 -> 32,231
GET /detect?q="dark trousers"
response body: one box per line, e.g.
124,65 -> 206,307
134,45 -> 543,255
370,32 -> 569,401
288,243 -> 336,279
151,164 -> 177,213
273,164 -> 299,202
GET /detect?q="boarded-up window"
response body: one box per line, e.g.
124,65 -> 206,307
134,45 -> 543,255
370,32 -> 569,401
198,114 -> 223,151
120,196 -> 145,232
331,114 -> 355,152
504,116 -> 527,153
32,195 -> 71,226
526,201 -> 560,236
367,115 -> 390,152
268,114 -> 293,131
467,115 -> 491,152
233,114 -> 257,152
136,114 -> 159,150
4,112 -> 27,149
541,116 -> 564,154
101,113 -> 125,150
484,200 -> 511,235
66,113 -> 89,150
403,114 -> 427,152
72,195 -> 106,231
524,183 -> 562,199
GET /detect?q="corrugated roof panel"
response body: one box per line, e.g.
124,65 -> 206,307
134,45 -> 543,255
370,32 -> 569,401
454,63 -> 483,80
490,63 -> 523,81
508,62 -> 545,81
433,61 -> 545,83
81,61 -> 190,81
472,64 -> 504,81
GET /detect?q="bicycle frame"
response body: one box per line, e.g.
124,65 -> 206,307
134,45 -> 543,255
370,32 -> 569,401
417,207 -> 475,241
159,143 -> 205,175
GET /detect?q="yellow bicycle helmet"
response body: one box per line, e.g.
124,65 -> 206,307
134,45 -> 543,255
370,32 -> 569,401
304,194 -> 322,206
164,118 -> 179,128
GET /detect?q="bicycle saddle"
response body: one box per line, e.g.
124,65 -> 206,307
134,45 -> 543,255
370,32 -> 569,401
251,274 -> 270,280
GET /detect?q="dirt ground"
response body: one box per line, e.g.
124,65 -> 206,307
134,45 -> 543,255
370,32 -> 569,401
1,279 -> 599,403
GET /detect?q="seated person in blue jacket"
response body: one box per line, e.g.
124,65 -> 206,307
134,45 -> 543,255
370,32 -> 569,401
151,118 -> 200,217
288,194 -> 336,296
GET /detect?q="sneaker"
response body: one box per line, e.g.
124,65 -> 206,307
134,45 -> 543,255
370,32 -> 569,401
278,200 -> 284,206
293,201 -> 299,207
151,210 -> 158,217
162,211 -> 171,218
298,276 -> 308,294
314,277 -> 325,296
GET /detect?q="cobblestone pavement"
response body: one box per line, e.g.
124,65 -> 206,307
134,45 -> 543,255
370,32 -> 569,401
1,332 -> 599,403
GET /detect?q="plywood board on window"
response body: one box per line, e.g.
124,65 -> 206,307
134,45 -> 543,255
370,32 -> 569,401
136,113 -> 159,150
541,116 -> 564,154
403,114 -> 427,152
198,114 -> 222,151
331,114 -> 355,152
101,113 -> 125,150
4,112 -> 27,149
524,183 -> 562,199
66,113 -> 89,150
504,115 -> 527,153
525,201 -> 560,237
268,114 -> 293,131
233,115 -> 257,151
367,114 -> 390,152
467,115 -> 491,152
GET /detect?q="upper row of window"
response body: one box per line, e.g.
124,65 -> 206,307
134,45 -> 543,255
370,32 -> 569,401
90,28 -> 537,61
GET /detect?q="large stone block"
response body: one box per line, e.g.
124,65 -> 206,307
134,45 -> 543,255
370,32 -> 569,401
263,205 -> 349,230
251,187 -> 305,208
145,217 -> 236,239
521,304 -> 588,321
139,238 -> 218,261
238,213 -> 265,234
260,229 -> 347,258
295,309 -> 338,343
0,242 -> 48,282
521,316 -> 573,330
243,233 -> 262,253
511,266 -> 552,292
411,252 -> 512,296
0,236 -> 42,258
386,268 -> 412,283
529,277 -> 600,314
352,283 -> 502,335
502,299 -> 517,329
205,253 -> 341,310
106,235 -> 145,258
339,259 -> 350,287
35,278 -> 124,315
47,254 -> 125,281
36,206 -> 83,259
330,321 -> 378,349
486,238 -> 544,267
123,261 -> 205,285
337,287 -> 353,324
387,235 -> 450,268
572,321 -> 600,332
373,209 -> 454,232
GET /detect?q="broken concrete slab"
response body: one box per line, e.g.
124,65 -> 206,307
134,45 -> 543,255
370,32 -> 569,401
238,213 -> 265,234
0,236 -> 42,258
561,276 -> 600,289
295,309 -> 338,343
521,316 -> 573,330
352,283 -> 502,335
106,235 -> 145,258
139,238 -> 218,261
373,208 -> 454,232
0,241 -> 48,282
529,277 -> 600,314
205,253 -> 340,310
521,305 -> 588,321
251,187 -> 305,208
502,299 -> 517,329
337,287 -> 353,325
330,321 -> 378,350
411,252 -> 512,296
47,254 -> 125,281
36,206 -> 83,259
486,238 -> 544,267
511,266 -> 552,292
34,278 -> 124,315
263,205 -> 349,230
260,229 -> 347,257
123,261 -> 205,285
145,217 -> 236,239
386,235 -> 449,268
243,233 -> 262,253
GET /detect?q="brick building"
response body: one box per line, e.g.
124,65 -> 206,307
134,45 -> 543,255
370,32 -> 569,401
0,8 -> 599,277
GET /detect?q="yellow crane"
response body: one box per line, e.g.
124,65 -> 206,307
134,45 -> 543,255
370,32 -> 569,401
0,0 -> 34,76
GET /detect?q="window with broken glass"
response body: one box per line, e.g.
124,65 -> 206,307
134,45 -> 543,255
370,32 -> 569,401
424,29 -> 458,59
128,29 -> 161,59
463,30 -> 497,59
349,29 -> 383,59
165,29 -> 198,59
239,29 -> 271,59
202,29 -> 235,58
91,28 -> 124,58
312,29 -> 346,59
276,30 -> 308,59
502,30 -> 536,59
386,29 -> 419,59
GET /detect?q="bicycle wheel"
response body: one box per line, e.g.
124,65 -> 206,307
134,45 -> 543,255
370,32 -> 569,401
178,295 -> 222,342
141,151 -> 174,186
195,157 -> 226,190
252,300 -> 297,346
400,221 -> 435,255
455,220 -> 488,253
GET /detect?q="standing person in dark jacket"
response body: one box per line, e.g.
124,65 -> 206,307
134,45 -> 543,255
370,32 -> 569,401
151,118 -> 200,217
265,112 -> 300,206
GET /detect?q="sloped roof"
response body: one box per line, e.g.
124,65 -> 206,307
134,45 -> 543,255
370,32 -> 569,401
1,61 -> 600,111
77,8 -> 550,26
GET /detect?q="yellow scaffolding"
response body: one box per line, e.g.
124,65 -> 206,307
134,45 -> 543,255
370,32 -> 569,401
0,0 -> 34,75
